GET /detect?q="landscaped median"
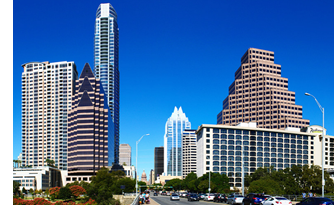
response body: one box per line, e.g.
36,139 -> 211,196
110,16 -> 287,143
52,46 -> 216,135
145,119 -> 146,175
13,197 -> 97,205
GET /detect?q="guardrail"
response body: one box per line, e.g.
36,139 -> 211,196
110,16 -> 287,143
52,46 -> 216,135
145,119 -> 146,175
131,194 -> 140,205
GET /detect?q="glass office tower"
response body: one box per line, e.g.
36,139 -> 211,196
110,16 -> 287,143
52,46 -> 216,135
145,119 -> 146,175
94,3 -> 120,165
164,107 -> 191,176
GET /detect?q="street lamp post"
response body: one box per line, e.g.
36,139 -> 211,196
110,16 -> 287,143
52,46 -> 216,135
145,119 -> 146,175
136,134 -> 150,198
208,170 -> 211,193
305,92 -> 325,197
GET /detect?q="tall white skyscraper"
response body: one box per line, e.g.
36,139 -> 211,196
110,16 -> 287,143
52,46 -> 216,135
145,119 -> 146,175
21,61 -> 78,170
164,107 -> 191,176
94,3 -> 120,165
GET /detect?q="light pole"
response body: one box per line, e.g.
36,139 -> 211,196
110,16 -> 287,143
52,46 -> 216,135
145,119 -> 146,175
208,169 -> 211,193
305,92 -> 325,197
242,141 -> 244,196
136,134 -> 150,198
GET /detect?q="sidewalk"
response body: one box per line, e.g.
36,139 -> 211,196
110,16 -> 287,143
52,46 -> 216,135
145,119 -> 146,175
139,197 -> 159,205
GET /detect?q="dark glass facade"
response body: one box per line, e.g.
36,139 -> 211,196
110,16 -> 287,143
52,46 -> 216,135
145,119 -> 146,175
154,147 -> 164,179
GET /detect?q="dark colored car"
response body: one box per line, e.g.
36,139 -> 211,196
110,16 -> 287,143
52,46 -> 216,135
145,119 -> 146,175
242,193 -> 268,205
214,193 -> 227,203
188,193 -> 199,201
153,192 -> 158,196
198,193 -> 206,200
296,197 -> 334,205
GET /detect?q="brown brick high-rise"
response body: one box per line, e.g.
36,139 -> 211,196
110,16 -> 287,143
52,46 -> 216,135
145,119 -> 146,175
217,48 -> 309,130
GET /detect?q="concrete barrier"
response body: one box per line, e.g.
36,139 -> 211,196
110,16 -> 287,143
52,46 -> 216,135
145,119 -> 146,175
113,194 -> 136,205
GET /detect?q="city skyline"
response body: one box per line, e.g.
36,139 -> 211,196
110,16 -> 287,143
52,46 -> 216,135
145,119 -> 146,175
12,0 -> 334,180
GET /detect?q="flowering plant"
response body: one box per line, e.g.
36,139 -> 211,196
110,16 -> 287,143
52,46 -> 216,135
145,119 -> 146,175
69,185 -> 86,197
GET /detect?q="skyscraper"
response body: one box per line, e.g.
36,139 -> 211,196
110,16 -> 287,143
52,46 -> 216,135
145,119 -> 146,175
21,61 -> 78,170
164,107 -> 191,176
154,147 -> 164,180
94,3 -> 120,164
119,143 -> 131,166
67,63 -> 113,178
217,48 -> 309,130
182,129 -> 197,178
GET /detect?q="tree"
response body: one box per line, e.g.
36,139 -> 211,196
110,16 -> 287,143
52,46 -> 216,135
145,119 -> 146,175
248,178 -> 283,195
17,160 -> 22,168
29,188 -> 35,198
111,177 -> 135,194
87,167 -> 119,205
122,162 -> 127,166
13,181 -> 20,195
22,187 -> 27,195
138,181 -> 147,192
182,172 -> 197,191
164,178 -> 182,191
45,159 -> 55,167
58,187 -> 72,200
196,172 -> 229,193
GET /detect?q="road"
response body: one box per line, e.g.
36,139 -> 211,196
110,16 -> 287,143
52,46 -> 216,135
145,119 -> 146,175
150,195 -> 228,205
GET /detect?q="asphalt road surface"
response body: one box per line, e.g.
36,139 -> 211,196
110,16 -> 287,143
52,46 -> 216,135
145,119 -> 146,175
151,195 -> 228,205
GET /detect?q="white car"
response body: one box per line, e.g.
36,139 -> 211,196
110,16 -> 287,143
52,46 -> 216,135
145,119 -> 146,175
170,193 -> 180,201
204,193 -> 215,201
227,195 -> 244,205
261,197 -> 292,205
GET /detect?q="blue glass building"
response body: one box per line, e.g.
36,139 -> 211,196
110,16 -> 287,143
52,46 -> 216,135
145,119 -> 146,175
164,107 -> 191,176
94,3 -> 120,165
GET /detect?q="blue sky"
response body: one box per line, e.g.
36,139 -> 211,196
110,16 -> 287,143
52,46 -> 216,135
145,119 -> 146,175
12,0 -> 334,182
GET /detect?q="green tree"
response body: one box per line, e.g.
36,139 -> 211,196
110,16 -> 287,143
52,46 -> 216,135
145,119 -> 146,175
182,172 -> 197,191
111,177 -> 136,194
58,187 -> 72,200
248,178 -> 283,195
87,167 -> 119,205
45,158 -> 55,167
13,181 -> 20,195
138,181 -> 147,192
196,172 -> 229,193
22,187 -> 27,195
164,178 -> 182,191
29,188 -> 34,198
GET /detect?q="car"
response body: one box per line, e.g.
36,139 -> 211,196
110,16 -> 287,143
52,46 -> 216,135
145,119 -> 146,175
242,193 -> 268,205
181,192 -> 188,198
188,193 -> 200,201
227,194 -> 244,205
296,197 -> 334,205
204,193 -> 215,201
161,191 -> 167,195
170,193 -> 180,201
261,197 -> 292,205
214,193 -> 227,203
153,192 -> 158,196
198,193 -> 206,200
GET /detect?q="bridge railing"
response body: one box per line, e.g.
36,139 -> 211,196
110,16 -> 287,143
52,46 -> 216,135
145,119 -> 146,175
131,194 -> 140,205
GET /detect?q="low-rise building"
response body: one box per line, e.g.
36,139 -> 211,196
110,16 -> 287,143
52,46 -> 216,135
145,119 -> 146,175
13,166 -> 64,191
196,123 -> 334,188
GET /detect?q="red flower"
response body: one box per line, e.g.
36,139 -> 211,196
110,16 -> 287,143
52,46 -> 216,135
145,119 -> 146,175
69,185 -> 86,197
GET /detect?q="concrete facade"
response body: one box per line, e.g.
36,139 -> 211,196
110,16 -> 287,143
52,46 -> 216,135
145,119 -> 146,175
119,143 -> 131,166
182,129 -> 197,178
13,166 -> 63,191
21,61 -> 78,170
217,48 -> 309,130
196,123 -> 334,188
